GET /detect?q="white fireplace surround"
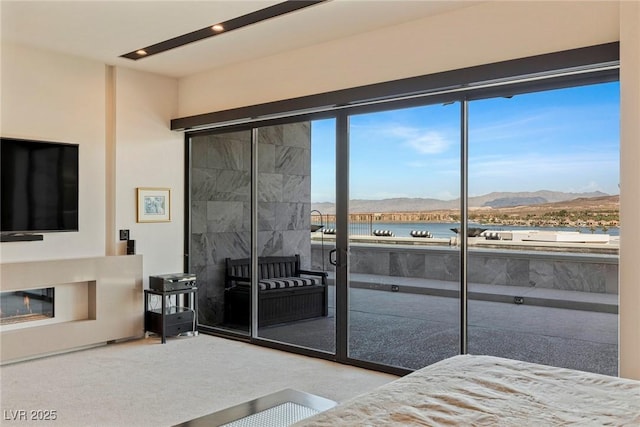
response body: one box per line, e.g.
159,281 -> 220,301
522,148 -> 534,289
0,255 -> 143,364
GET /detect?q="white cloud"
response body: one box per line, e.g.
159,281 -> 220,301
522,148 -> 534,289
385,126 -> 451,154
406,131 -> 450,154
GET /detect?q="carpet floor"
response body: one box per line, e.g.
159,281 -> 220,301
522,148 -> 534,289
0,335 -> 396,427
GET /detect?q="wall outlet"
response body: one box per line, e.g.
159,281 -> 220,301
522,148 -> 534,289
119,229 -> 130,241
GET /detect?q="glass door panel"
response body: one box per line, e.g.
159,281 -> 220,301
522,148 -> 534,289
188,130 -> 252,334
347,103 -> 461,369
467,82 -> 620,375
255,120 -> 336,354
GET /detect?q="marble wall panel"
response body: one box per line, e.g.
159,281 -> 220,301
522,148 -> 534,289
258,173 -> 283,202
604,264 -> 619,294
276,146 -> 309,176
553,261 -> 607,293
350,249 -> 390,276
468,256 -> 507,285
242,138 -> 251,172
275,202 -> 308,231
390,252 -> 426,278
282,230 -> 311,268
192,264 -> 211,323
209,231 -> 250,264
216,170 -> 250,200
221,130 -> 252,144
283,122 -> 311,148
208,136 -> 247,170
506,258 -> 531,287
191,139 -> 208,168
422,253 -> 459,281
242,201 -> 251,233
258,142 -> 276,173
258,124 -> 283,145
258,231 -> 284,256
190,233 -> 210,268
192,168 -> 217,201
283,175 -> 311,203
191,201 -> 207,234
191,263 -> 208,285
424,254 -> 446,280
207,201 -> 244,232
199,264 -> 227,324
529,259 -> 554,288
258,202 -> 277,232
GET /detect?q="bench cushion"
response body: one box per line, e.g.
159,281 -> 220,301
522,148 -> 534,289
237,277 -> 321,290
259,277 -> 321,290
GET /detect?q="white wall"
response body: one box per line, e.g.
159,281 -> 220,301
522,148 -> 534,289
114,67 -> 183,285
618,0 -> 640,380
0,43 -> 106,261
0,44 -> 183,289
178,1 -> 619,117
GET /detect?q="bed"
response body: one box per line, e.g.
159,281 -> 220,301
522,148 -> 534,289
296,355 -> 640,426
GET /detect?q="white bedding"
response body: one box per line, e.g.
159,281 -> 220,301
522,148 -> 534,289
297,355 -> 640,426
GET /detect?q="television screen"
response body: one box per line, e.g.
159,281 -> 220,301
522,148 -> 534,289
1,138 -> 79,234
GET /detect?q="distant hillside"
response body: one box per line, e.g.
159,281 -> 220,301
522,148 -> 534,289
492,194 -> 619,215
470,190 -> 608,208
312,191 -> 610,214
483,196 -> 548,208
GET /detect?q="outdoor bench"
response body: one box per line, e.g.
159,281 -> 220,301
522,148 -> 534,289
224,254 -> 328,327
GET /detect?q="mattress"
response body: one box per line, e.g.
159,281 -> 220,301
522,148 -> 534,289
296,355 -> 640,426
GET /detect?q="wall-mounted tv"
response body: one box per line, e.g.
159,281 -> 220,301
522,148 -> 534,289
1,137 -> 79,238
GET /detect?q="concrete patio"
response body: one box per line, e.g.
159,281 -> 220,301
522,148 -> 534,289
258,279 -> 618,376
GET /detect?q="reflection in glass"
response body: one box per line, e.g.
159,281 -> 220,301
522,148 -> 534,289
255,120 -> 337,354
189,130 -> 252,334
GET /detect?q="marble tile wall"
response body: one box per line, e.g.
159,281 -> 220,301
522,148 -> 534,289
190,123 -> 313,325
311,243 -> 618,294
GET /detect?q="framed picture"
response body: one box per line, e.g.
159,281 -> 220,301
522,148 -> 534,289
137,188 -> 171,223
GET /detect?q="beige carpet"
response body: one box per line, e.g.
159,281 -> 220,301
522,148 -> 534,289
0,334 -> 396,426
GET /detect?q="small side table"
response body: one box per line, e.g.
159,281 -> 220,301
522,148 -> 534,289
144,287 -> 198,344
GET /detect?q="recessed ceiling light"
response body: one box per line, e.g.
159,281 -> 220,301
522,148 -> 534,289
120,0 -> 326,61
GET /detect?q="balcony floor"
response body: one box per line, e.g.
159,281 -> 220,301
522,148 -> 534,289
258,282 -> 618,376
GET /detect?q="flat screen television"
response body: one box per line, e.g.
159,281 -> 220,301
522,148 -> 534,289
1,137 -> 79,236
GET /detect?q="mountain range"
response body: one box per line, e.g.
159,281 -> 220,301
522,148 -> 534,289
311,190 -> 611,214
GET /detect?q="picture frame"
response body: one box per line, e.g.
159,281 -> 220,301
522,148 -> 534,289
137,187 -> 171,223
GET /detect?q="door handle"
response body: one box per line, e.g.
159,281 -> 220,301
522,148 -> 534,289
329,249 -> 337,266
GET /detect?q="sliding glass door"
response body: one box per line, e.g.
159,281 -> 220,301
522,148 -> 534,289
189,129 -> 252,335
255,120 -> 336,354
346,103 -> 461,370
466,82 -> 620,375
186,71 -> 619,377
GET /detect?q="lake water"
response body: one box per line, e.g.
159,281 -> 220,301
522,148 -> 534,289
340,221 -> 619,239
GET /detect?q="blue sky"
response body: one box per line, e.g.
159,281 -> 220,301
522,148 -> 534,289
311,81 -> 620,203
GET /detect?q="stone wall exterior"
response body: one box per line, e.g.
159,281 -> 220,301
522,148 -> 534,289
311,243 -> 618,294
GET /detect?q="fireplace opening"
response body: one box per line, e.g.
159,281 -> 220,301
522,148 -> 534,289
0,288 -> 54,325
